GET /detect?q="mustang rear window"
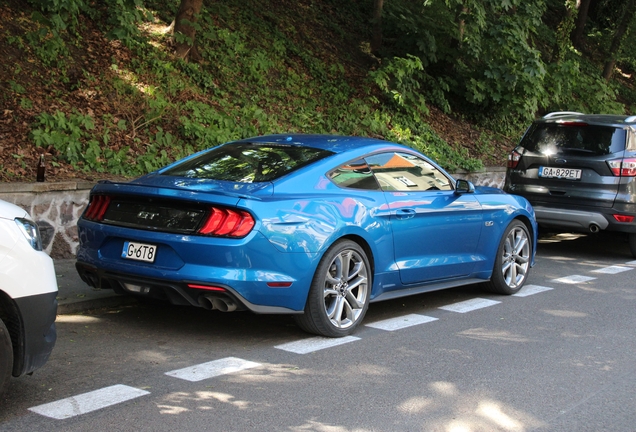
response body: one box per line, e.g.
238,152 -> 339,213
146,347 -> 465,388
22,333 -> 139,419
162,143 -> 333,182
521,123 -> 626,156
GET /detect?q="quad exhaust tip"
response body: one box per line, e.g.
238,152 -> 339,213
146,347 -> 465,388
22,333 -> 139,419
198,294 -> 238,312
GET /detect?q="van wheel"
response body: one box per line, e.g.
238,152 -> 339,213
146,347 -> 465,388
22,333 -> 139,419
0,318 -> 13,396
628,233 -> 636,258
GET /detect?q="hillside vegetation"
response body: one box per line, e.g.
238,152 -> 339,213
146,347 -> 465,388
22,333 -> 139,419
1,0 -> 635,182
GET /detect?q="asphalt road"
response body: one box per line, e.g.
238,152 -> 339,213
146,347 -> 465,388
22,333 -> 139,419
1,232 -> 635,431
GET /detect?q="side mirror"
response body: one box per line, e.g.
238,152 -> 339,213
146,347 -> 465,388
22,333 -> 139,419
454,179 -> 475,194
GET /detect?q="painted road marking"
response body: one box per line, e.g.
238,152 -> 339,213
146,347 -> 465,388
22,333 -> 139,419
165,357 -> 261,382
552,275 -> 596,284
513,284 -> 554,297
626,260 -> 636,265
365,314 -> 438,331
439,298 -> 501,313
28,384 -> 150,419
592,265 -> 633,274
274,336 -> 360,354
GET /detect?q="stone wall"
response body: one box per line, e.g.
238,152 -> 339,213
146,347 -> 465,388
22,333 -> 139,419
454,167 -> 507,189
0,167 -> 507,259
0,182 -> 92,259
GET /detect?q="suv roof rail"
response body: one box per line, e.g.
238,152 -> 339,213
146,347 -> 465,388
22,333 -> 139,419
543,111 -> 584,119
625,115 -> 636,123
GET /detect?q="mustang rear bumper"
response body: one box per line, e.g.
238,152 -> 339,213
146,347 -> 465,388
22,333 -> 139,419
76,262 -> 301,314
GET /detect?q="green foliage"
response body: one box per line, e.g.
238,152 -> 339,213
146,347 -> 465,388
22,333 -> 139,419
369,55 -> 429,117
543,54 -> 624,115
24,12 -> 71,68
13,0 -> 636,184
102,0 -> 149,46
31,110 -> 96,167
27,0 -> 86,30
8,81 -> 26,94
179,101 -> 241,150
23,0 -> 90,68
465,28 -> 545,122
553,0 -> 577,62
20,98 -> 34,110
136,127 -> 178,173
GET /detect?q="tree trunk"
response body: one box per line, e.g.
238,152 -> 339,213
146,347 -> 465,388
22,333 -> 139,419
370,0 -> 383,55
554,1 -> 575,62
571,0 -> 592,49
173,0 -> 204,62
602,0 -> 636,81
457,6 -> 468,49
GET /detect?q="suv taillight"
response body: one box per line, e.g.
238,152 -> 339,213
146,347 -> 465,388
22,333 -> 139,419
507,149 -> 522,169
607,158 -> 636,177
198,208 -> 255,237
84,195 -> 111,221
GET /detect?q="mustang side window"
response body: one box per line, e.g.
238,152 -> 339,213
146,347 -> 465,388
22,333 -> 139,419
329,159 -> 381,190
365,152 -> 452,191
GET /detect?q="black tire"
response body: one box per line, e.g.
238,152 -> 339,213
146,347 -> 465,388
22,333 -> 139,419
294,240 -> 372,337
483,220 -> 532,295
629,233 -> 636,259
0,318 -> 13,396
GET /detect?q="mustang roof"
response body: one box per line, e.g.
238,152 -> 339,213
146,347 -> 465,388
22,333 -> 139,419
235,134 -> 390,153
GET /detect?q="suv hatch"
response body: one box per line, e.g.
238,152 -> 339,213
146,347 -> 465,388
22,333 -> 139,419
504,112 -> 636,257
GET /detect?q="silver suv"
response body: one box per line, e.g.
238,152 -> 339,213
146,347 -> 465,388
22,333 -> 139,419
503,112 -> 636,257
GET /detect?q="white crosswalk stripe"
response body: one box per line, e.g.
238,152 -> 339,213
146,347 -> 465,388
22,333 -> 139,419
365,314 -> 438,331
513,284 -> 554,297
552,275 -> 596,284
592,265 -> 633,274
28,384 -> 150,419
165,357 -> 261,382
275,336 -> 360,354
439,298 -> 500,313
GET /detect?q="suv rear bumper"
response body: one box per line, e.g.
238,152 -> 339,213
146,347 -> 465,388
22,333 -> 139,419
533,205 -> 636,234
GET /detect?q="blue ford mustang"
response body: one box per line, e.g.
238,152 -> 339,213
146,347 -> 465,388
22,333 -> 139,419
76,134 -> 537,337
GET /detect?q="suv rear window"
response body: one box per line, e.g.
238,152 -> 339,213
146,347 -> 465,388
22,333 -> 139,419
520,123 -> 626,156
162,143 -> 333,182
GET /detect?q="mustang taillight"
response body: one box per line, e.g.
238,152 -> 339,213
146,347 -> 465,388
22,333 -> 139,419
199,207 -> 255,237
607,158 -> 636,177
83,195 -> 111,221
507,149 -> 522,169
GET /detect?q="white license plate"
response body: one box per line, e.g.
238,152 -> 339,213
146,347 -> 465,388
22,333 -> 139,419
539,166 -> 582,180
122,241 -> 157,263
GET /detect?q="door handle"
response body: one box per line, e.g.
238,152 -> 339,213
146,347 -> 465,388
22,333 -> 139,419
396,208 -> 416,219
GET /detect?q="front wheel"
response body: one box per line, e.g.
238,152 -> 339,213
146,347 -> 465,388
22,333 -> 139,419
483,220 -> 532,295
294,240 -> 372,337
0,318 -> 13,396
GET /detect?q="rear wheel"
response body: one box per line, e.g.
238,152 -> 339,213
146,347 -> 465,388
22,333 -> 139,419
628,233 -> 636,259
0,318 -> 13,396
294,240 -> 371,337
483,220 -> 532,295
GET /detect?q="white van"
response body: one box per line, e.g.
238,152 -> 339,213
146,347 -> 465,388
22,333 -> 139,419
0,199 -> 57,395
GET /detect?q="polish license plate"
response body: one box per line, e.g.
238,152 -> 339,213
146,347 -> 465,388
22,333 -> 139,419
539,166 -> 582,180
122,241 -> 157,263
